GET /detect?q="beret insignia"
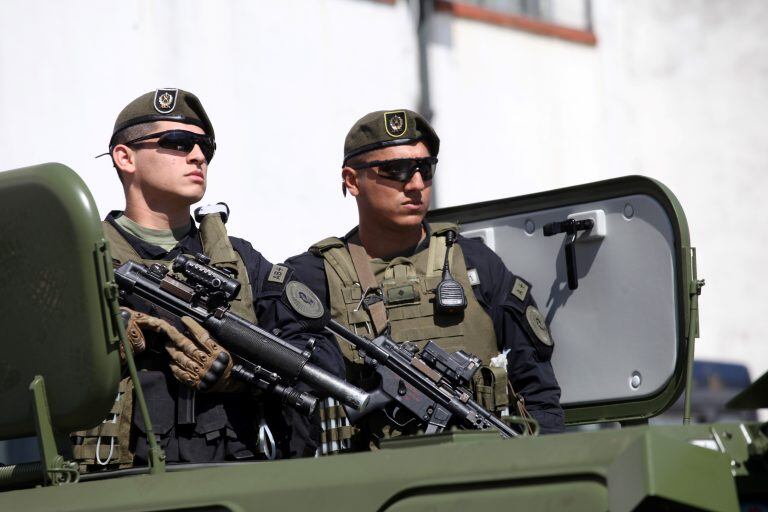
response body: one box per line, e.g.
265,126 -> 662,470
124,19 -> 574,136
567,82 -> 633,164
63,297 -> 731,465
154,88 -> 178,114
385,111 -> 407,138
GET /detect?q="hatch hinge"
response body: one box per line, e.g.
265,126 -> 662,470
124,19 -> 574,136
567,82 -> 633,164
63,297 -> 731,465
683,247 -> 704,425
686,247 -> 704,341
94,239 -> 122,348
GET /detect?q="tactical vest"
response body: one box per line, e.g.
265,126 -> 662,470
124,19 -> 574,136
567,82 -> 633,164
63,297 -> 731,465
72,213 -> 258,469
311,223 -> 510,448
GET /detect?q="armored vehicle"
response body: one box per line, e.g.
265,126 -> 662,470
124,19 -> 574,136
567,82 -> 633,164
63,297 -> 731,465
0,163 -> 766,511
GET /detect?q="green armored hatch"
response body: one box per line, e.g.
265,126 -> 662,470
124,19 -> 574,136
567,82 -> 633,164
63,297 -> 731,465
0,163 -> 122,486
428,176 -> 701,426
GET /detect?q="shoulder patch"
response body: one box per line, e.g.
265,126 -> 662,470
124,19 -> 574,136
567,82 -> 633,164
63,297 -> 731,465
285,281 -> 325,319
525,305 -> 552,346
268,264 -> 289,284
467,268 -> 481,287
511,278 -> 529,302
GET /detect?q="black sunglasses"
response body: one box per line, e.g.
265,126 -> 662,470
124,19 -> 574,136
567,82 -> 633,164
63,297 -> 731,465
123,130 -> 216,163
351,157 -> 438,182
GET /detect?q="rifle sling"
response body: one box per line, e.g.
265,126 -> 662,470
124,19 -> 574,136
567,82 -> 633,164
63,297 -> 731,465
347,241 -> 388,336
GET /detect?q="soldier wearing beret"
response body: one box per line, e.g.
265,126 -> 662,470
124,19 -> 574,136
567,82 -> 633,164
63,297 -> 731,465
286,109 -> 564,450
72,89 -> 345,468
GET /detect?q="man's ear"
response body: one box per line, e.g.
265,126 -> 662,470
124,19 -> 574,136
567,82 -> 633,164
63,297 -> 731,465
342,166 -> 361,197
112,144 -> 137,178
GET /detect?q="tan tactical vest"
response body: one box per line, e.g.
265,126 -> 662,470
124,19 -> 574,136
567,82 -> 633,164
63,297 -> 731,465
311,223 -> 510,447
72,213 -> 257,469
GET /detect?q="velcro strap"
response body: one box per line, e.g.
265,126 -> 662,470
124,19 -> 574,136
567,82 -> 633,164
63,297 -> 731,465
81,421 -> 121,438
73,443 -> 114,461
319,404 -> 347,421
348,242 -> 387,335
320,425 -> 356,443
109,399 -> 124,415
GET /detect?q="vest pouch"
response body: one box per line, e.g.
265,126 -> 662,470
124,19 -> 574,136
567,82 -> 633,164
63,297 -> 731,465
131,371 -> 175,437
71,377 -> 135,470
392,321 -> 464,344
341,284 -> 363,305
474,365 -> 509,413
193,402 -> 228,439
381,259 -> 423,322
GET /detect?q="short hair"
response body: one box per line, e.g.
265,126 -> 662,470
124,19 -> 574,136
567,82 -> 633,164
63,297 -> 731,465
110,122 -> 158,181
111,122 -> 157,148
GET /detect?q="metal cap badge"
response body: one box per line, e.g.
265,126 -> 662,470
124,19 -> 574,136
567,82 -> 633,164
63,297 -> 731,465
154,88 -> 179,114
384,111 -> 407,137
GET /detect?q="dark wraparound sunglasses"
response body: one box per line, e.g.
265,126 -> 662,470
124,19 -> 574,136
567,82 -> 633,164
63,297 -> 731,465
350,157 -> 438,182
123,130 -> 216,163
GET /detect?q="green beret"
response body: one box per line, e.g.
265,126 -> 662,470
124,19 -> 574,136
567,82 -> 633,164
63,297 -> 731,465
109,88 -> 214,147
343,109 -> 440,164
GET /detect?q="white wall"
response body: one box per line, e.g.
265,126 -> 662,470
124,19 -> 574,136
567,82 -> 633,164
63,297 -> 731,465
1,0 -> 766,383
1,0 -> 418,260
428,0 -> 768,384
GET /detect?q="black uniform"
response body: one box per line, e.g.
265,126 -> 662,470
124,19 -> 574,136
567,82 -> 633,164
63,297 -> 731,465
106,212 -> 346,462
286,225 -> 565,434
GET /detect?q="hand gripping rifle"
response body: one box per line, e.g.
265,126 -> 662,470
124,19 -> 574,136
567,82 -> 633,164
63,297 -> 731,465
113,254 -> 369,416
326,320 -> 524,439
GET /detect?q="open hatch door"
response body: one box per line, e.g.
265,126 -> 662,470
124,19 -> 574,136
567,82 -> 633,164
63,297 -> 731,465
428,176 -> 701,425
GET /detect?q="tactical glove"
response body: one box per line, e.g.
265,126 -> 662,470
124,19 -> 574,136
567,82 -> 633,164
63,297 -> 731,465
119,307 -> 148,360
130,312 -> 234,392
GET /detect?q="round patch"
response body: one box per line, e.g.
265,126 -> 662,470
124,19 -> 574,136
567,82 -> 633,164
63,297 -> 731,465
285,281 -> 325,319
525,306 -> 552,346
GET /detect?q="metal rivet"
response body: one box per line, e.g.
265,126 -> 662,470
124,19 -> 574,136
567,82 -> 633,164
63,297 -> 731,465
524,219 -> 536,235
630,371 -> 642,389
623,203 -> 635,219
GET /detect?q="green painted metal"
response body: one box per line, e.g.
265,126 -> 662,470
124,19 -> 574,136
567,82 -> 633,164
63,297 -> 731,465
606,429 -> 737,511
29,376 -> 80,486
683,247 -> 703,425
0,426 -> 760,511
0,163 -> 121,439
727,370 -> 768,409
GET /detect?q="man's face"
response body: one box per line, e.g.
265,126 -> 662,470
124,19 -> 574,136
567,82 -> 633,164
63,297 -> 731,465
119,120 -> 210,205
347,141 -> 432,231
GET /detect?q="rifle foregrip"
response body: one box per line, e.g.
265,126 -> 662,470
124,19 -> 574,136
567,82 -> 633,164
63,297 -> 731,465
208,315 -> 307,380
208,314 -> 369,411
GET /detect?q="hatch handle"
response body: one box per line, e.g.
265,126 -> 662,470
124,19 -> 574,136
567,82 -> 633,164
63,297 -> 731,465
543,219 -> 594,290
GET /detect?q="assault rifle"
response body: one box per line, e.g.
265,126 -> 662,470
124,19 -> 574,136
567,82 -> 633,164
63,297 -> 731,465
326,321 -> 525,439
113,254 -> 369,416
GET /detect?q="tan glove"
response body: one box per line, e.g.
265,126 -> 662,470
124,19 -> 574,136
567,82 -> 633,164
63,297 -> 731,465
119,307 -> 148,360
130,312 -> 234,392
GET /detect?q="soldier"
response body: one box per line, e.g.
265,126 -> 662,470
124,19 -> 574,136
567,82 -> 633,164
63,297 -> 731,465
287,109 -> 564,450
72,89 -> 345,469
